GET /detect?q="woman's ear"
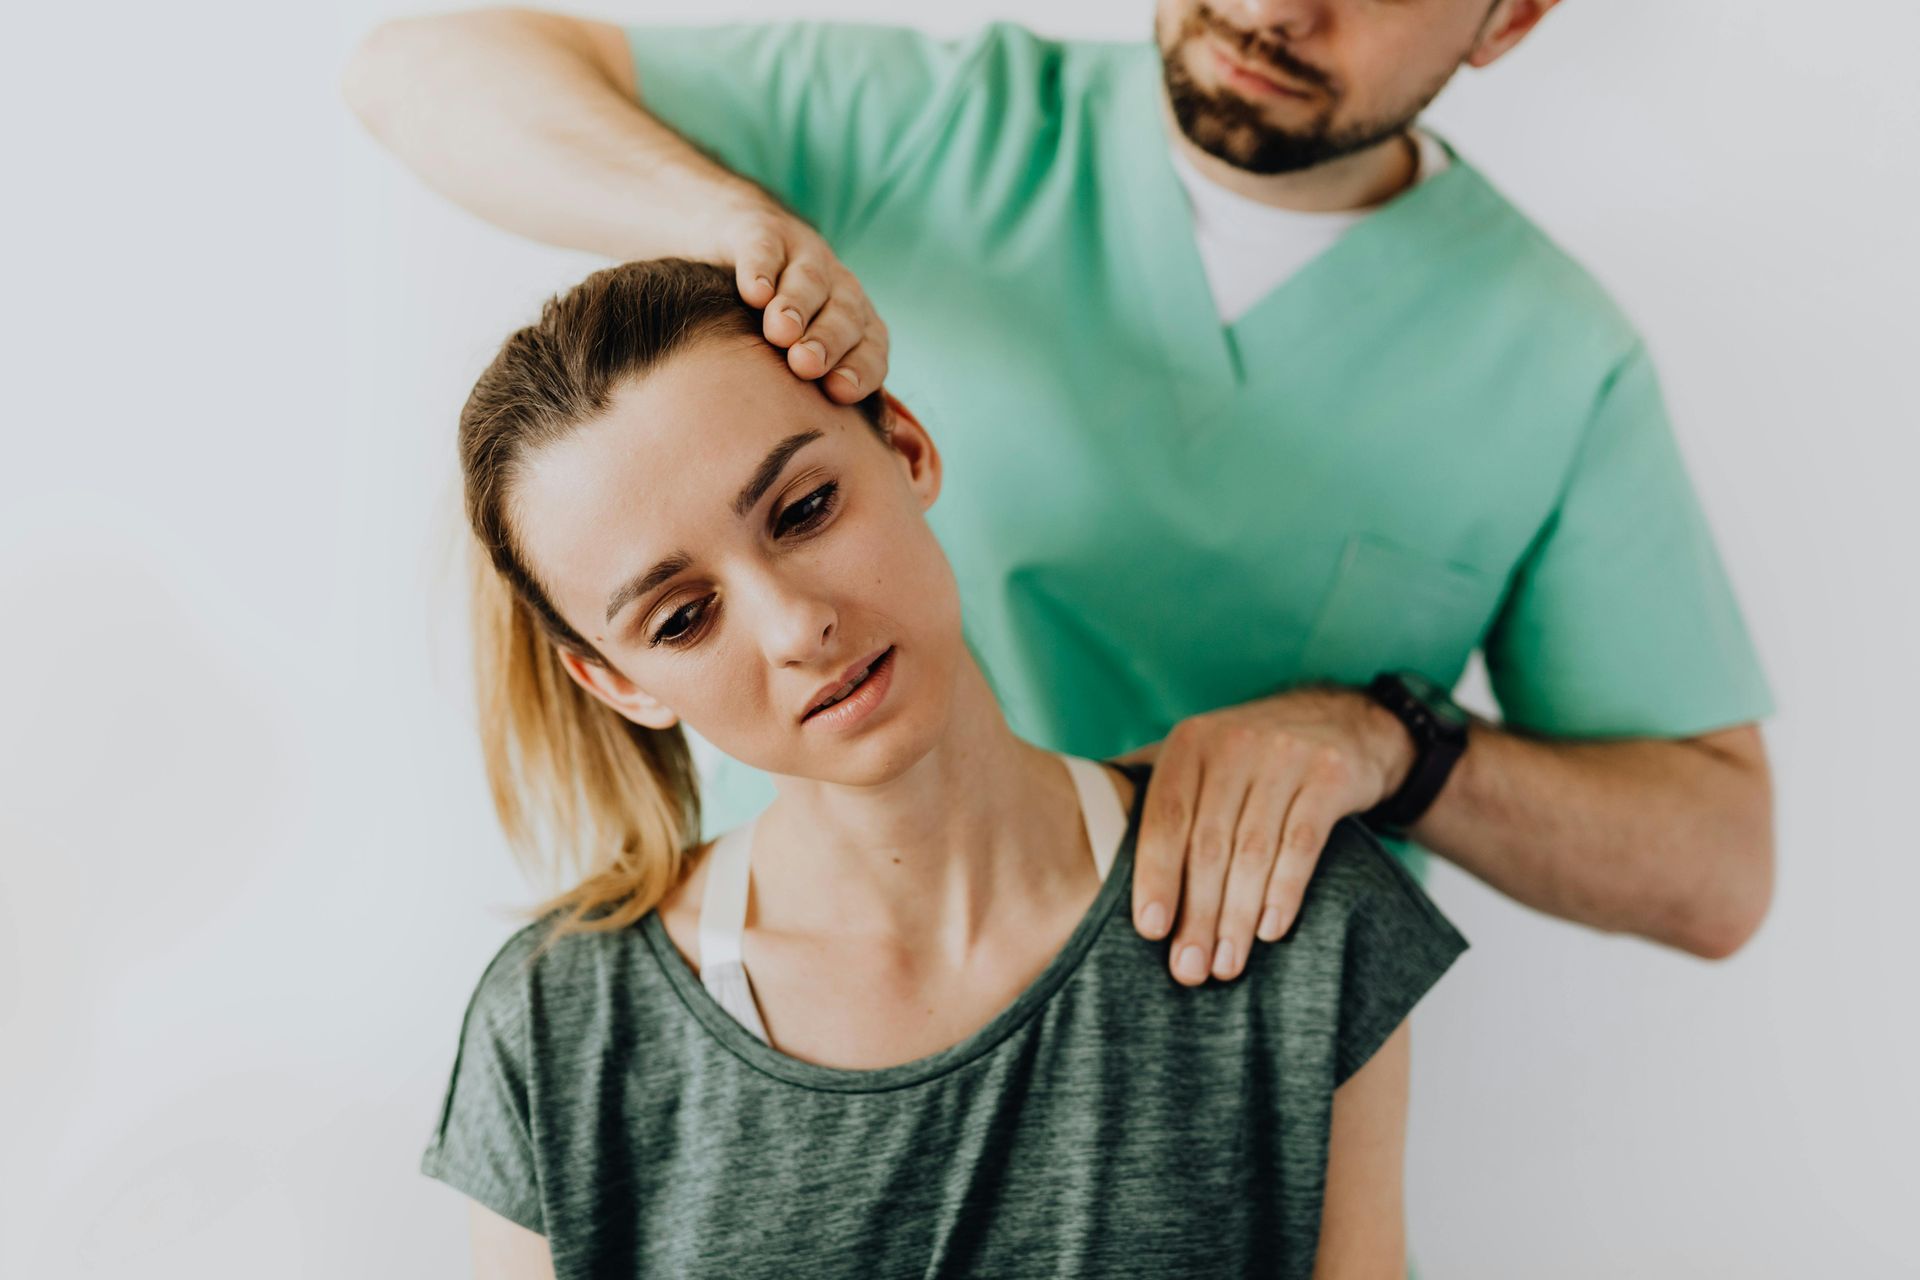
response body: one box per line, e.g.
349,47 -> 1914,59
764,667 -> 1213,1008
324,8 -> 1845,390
556,648 -> 681,730
877,391 -> 943,510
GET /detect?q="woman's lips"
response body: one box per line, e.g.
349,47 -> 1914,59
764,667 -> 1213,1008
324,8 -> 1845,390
801,646 -> 896,731
803,645 -> 889,718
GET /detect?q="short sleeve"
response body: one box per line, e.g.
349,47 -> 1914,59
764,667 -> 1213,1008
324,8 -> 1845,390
1327,822 -> 1471,1089
420,932 -> 544,1234
1484,341 -> 1774,738
623,21 -> 981,245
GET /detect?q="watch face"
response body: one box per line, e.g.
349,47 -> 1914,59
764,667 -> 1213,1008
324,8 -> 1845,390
1395,670 -> 1470,733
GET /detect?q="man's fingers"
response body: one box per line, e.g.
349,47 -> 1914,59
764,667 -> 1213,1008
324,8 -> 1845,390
1210,764 -> 1299,979
1261,782 -> 1342,941
1165,757 -> 1251,988
763,257 -> 830,348
733,234 -> 785,309
728,217 -> 886,396
786,293 -> 866,380
727,211 -> 788,308
1131,739 -> 1200,944
823,334 -> 889,404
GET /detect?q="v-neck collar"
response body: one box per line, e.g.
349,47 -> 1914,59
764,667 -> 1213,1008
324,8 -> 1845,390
1099,46 -> 1500,415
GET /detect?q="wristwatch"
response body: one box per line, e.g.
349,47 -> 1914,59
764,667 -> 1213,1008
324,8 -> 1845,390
1360,671 -> 1470,834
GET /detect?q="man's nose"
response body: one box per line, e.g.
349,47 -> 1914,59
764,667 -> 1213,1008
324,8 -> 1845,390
1218,0 -> 1328,42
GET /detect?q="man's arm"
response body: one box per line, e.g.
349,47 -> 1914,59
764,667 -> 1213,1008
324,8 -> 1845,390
1124,689 -> 1774,983
1407,718 -> 1774,961
341,8 -> 889,397
1133,328 -> 1774,979
343,9 -> 721,262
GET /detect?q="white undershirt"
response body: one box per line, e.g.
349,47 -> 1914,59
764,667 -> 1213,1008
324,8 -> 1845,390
1170,128 -> 1451,325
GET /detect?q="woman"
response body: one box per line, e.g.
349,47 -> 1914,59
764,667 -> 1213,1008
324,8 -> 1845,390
424,258 -> 1468,1278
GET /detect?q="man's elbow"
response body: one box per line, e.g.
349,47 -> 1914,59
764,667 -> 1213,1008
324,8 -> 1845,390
341,16 -> 422,135
1686,817 -> 1776,962
1665,729 -> 1774,961
340,8 -> 527,132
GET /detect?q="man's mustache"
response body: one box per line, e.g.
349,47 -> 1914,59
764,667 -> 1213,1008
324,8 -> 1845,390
1188,4 -> 1338,96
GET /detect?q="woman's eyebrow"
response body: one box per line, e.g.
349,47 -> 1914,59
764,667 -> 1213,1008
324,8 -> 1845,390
603,429 -> 827,628
605,551 -> 691,627
732,429 -> 823,517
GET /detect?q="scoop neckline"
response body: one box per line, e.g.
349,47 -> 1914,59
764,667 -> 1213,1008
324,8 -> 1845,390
638,760 -> 1150,1094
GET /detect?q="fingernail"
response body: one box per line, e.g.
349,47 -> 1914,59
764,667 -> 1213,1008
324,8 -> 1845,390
754,275 -> 773,294
781,307 -> 803,327
1258,907 -> 1284,941
1212,939 -> 1235,977
1141,903 -> 1168,938
834,367 -> 861,390
798,339 -> 825,363
1176,944 -> 1209,983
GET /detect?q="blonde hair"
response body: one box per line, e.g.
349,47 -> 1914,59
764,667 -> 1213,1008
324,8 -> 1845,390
457,259 -> 886,943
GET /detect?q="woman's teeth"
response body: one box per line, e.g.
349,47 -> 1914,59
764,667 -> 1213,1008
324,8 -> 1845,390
818,663 -> 873,710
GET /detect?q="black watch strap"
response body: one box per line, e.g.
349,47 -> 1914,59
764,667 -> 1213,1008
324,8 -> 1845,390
1361,672 -> 1469,833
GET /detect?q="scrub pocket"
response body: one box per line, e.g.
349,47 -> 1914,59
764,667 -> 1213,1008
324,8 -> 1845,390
1297,532 -> 1502,689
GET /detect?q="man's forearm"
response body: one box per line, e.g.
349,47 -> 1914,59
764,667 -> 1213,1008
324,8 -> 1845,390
343,8 -> 754,260
1405,718 -> 1775,959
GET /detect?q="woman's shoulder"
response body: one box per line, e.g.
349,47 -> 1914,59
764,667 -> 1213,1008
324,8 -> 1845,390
1261,817 -> 1470,977
1254,819 -> 1471,1086
425,911 -> 661,1235
1307,818 -> 1461,932
1106,760 -> 1453,954
453,902 -> 672,1039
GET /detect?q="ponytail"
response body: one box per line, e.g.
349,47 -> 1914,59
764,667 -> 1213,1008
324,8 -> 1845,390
467,533 -> 699,944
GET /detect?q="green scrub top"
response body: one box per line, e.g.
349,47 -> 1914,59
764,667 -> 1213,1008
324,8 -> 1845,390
623,21 -> 1774,882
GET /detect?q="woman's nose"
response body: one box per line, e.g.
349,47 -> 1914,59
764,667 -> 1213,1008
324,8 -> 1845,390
749,576 -> 839,671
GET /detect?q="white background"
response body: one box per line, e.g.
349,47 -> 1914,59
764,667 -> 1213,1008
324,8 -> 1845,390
3,1 -> 1916,1275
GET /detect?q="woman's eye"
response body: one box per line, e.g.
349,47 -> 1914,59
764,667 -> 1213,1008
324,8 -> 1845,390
650,595 -> 711,648
645,484 -> 836,649
775,482 -> 838,536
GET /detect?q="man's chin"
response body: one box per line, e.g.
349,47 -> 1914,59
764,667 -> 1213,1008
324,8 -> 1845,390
1177,111 -> 1338,175
1165,71 -> 1340,173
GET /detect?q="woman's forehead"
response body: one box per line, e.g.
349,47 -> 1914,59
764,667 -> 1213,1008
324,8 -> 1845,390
511,338 -> 853,617
535,340 -> 828,499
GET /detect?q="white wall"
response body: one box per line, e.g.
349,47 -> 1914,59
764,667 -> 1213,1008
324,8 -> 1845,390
3,1 -> 1914,1275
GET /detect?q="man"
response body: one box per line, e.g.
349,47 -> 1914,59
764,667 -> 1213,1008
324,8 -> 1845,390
346,0 -> 1773,985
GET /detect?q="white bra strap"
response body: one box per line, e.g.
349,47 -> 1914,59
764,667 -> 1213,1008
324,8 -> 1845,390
697,820 -> 771,1043
1060,754 -> 1128,881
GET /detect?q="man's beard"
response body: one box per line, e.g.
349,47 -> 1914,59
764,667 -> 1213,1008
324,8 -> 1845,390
1160,7 -> 1455,176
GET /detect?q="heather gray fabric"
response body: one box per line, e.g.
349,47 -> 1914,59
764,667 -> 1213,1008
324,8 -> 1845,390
422,762 -> 1469,1277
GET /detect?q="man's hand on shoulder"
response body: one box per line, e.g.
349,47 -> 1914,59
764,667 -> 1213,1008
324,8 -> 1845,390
1116,686 -> 1416,988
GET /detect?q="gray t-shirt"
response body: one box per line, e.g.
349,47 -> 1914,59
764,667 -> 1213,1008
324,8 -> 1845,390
422,762 -> 1469,1277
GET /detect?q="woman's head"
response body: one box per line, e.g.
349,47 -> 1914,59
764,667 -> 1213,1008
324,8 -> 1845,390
460,259 -> 963,932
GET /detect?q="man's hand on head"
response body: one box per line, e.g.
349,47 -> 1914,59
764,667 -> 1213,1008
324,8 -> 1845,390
715,197 -> 891,403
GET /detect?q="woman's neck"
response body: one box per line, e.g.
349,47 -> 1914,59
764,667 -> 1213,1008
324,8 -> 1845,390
749,656 -> 1092,955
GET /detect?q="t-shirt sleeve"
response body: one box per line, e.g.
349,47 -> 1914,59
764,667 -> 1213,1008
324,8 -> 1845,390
622,21 -> 981,246
1483,340 -> 1774,738
1324,821 -> 1471,1089
420,931 -> 545,1234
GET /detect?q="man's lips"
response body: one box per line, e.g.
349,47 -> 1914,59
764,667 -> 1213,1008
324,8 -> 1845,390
1207,39 -> 1315,99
